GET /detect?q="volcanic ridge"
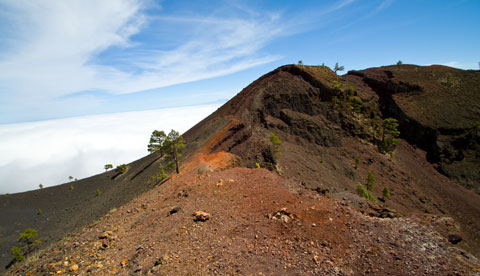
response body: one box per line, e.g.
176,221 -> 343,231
1,64 -> 480,275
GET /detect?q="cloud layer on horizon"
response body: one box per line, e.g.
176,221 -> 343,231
0,104 -> 220,194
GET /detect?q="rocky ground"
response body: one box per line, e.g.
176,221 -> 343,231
6,152 -> 480,275
3,64 -> 480,275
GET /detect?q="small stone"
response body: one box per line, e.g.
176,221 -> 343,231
313,255 -> 320,265
120,259 -> 128,267
217,179 -> 224,186
312,223 -> 316,227
169,206 -> 180,215
193,211 -> 211,222
102,239 -> 109,248
99,231 -> 113,239
69,264 -> 79,272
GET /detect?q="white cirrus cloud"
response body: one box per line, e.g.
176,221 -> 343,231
0,0 -> 283,107
0,104 -> 220,194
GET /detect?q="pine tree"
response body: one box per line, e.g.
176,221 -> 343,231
163,130 -> 185,174
334,62 -> 344,73
148,130 -> 167,156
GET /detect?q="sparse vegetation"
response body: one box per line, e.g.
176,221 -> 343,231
11,246 -> 24,263
151,167 -> 168,182
148,130 -> 167,155
367,171 -> 376,191
381,118 -> 400,152
163,130 -> 185,174
10,228 -> 42,265
104,164 -> 113,171
269,132 -> 283,161
38,184 -> 43,189
255,162 -> 261,169
60,235 -> 72,242
332,81 -> 344,90
37,209 -> 42,215
357,183 -> 375,202
116,164 -> 128,174
95,189 -> 101,196
334,62 -> 344,73
355,155 -> 360,169
383,186 -> 391,199
298,60 -> 303,66
68,176 -> 74,182
69,185 -> 74,190
396,60 -> 403,65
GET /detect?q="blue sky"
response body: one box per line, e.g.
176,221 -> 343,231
0,0 -> 478,124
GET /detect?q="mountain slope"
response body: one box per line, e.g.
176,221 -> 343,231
2,64 -> 480,275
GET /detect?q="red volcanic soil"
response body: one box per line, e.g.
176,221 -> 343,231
6,154 -> 478,275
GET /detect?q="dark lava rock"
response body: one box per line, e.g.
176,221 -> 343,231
448,233 -> 462,244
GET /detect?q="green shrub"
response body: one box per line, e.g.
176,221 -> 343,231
38,184 -> 43,189
11,246 -> 24,262
69,185 -> 74,190
381,118 -> 400,152
95,189 -> 101,196
37,209 -> 42,215
255,162 -> 261,169
383,186 -> 391,199
351,97 -> 363,113
367,171 -> 376,191
270,132 -> 283,160
104,164 -> 113,171
116,164 -> 127,174
332,81 -> 343,90
355,155 -> 360,168
347,86 -> 355,96
357,184 -> 375,202
152,167 -> 168,181
15,228 -> 41,257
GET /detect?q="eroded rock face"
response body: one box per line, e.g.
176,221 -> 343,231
351,65 -> 480,193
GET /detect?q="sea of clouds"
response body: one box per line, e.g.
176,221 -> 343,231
0,104 -> 220,194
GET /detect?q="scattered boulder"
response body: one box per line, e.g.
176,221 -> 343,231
169,206 -> 180,215
270,208 -> 294,223
193,211 -> 211,222
69,264 -> 78,272
448,233 -> 462,244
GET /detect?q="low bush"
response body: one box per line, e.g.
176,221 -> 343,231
357,184 -> 376,202
367,171 -> 376,191
116,164 -> 128,174
383,186 -> 391,199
